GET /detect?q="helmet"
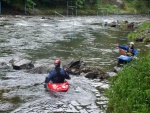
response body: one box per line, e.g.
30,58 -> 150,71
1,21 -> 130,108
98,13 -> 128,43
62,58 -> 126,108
130,42 -> 134,45
54,60 -> 61,65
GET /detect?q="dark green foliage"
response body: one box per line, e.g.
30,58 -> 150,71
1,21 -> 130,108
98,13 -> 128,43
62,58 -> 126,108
124,0 -> 150,12
1,0 -> 150,14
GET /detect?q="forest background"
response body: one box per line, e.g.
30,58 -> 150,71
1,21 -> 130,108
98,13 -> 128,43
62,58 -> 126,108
1,0 -> 150,15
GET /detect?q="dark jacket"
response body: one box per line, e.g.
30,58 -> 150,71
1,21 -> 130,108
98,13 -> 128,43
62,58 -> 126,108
118,45 -> 138,56
45,67 -> 70,84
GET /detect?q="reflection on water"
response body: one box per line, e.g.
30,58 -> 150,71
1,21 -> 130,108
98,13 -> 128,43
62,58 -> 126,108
0,15 -> 149,112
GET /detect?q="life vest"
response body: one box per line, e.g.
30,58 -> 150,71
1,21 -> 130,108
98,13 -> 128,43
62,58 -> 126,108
126,48 -> 134,56
51,68 -> 65,83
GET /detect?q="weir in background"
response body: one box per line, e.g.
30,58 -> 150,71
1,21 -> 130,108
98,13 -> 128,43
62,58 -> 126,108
66,1 -> 77,17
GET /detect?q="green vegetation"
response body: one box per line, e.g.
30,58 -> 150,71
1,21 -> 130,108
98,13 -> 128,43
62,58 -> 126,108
106,53 -> 150,113
1,0 -> 150,15
128,21 -> 150,43
124,0 -> 150,13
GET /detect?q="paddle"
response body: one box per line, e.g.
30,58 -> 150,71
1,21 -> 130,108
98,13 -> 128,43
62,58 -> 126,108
119,49 -> 126,55
33,82 -> 44,86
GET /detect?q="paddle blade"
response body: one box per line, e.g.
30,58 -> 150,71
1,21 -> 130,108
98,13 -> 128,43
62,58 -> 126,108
119,49 -> 126,55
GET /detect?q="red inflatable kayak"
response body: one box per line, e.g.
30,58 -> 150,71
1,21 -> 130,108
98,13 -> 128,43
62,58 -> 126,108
47,81 -> 69,92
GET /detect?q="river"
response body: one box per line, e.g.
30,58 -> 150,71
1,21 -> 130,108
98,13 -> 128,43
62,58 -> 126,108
0,15 -> 149,113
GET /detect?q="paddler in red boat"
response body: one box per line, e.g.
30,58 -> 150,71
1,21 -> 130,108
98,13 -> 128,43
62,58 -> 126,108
44,60 -> 71,88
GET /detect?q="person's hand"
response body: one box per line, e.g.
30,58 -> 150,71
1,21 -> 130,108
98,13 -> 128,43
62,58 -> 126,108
114,43 -> 119,47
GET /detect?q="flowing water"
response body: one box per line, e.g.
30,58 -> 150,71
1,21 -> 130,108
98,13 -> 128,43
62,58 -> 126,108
0,15 -> 149,113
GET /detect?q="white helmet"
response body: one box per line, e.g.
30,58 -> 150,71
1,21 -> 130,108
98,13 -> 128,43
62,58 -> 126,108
130,42 -> 134,45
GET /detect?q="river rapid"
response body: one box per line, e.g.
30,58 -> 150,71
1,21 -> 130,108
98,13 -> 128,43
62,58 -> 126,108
0,15 -> 149,113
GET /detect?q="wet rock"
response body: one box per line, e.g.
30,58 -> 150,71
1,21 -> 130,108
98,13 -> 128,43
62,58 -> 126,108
64,59 -> 109,80
26,66 -> 52,74
106,72 -> 117,77
127,22 -> 134,29
108,21 -> 118,27
135,36 -> 144,42
84,68 -> 109,79
0,24 -> 4,27
114,66 -> 122,73
64,59 -> 85,75
41,16 -> 46,19
101,21 -> 107,27
145,44 -> 150,47
10,57 -> 34,70
26,59 -> 84,74
0,59 -> 7,67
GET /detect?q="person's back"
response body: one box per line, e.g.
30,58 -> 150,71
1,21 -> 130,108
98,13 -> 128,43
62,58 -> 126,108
44,60 -> 70,88
48,66 -> 70,83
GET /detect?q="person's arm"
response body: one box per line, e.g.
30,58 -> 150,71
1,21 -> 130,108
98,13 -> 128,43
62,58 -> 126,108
62,69 -> 71,79
45,71 -> 53,83
114,44 -> 129,51
133,49 -> 138,56
118,45 -> 129,51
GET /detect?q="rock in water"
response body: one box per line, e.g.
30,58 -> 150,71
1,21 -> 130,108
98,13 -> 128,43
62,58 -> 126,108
10,58 -> 34,70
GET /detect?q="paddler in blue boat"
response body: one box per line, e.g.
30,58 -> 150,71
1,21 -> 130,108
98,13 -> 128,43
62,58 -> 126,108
114,42 -> 138,56
114,42 -> 138,66
44,60 -> 71,88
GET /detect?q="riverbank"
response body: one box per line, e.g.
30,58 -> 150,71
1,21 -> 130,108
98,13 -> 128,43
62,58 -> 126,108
106,52 -> 150,113
128,21 -> 150,43
105,20 -> 150,113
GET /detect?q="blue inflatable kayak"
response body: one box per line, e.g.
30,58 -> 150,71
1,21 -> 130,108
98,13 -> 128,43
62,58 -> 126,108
117,55 -> 133,66
117,49 -> 138,66
118,55 -> 133,62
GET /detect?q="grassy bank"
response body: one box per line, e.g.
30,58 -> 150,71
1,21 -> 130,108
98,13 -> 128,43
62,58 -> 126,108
106,53 -> 150,113
128,21 -> 150,43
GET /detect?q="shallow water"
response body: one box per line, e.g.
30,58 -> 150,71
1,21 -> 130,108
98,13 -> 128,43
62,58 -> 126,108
0,15 -> 149,112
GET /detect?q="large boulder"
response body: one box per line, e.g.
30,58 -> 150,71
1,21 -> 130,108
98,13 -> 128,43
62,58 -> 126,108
10,57 -> 34,70
64,59 -> 109,79
108,21 -> 119,28
64,59 -> 85,75
127,22 -> 134,29
81,67 -> 109,79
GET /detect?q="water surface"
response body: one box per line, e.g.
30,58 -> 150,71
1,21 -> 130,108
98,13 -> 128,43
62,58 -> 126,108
0,15 -> 149,112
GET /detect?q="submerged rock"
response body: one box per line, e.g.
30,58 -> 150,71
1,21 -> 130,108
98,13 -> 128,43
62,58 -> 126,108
26,66 -> 52,74
0,59 -> 7,67
114,66 -> 122,73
